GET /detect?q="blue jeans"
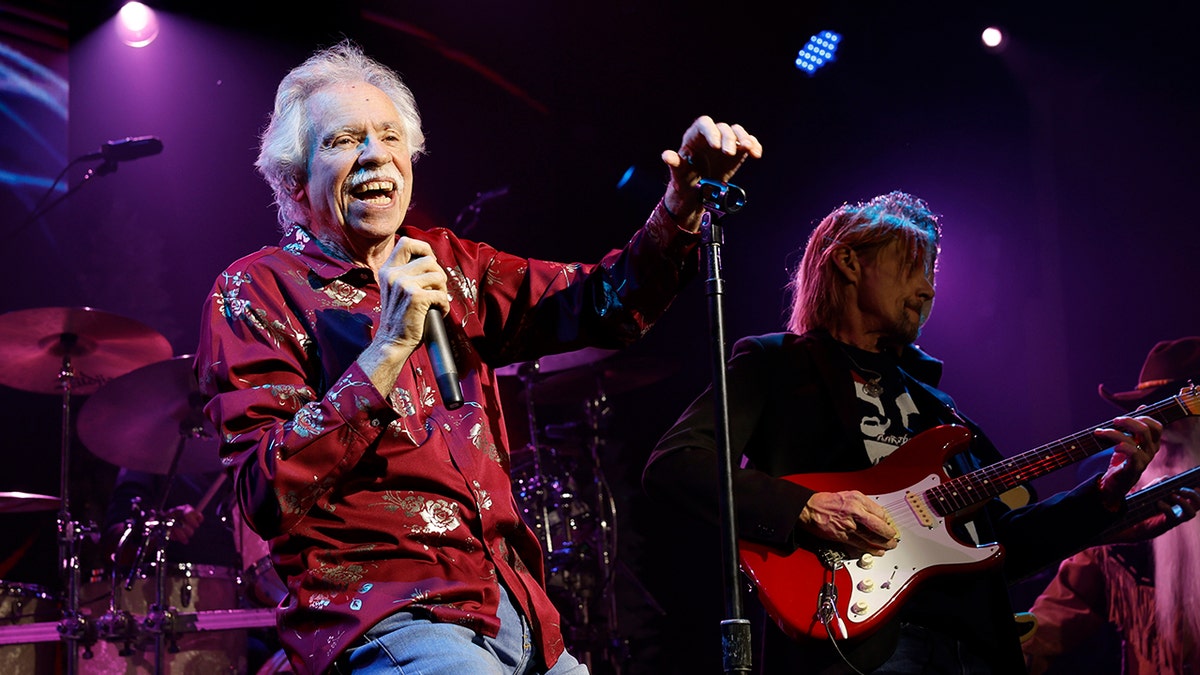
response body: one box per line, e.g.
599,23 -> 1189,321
337,585 -> 589,674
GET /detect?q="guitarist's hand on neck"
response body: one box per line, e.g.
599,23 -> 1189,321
798,490 -> 900,556
1104,484 -> 1200,544
1094,413 -> 1165,510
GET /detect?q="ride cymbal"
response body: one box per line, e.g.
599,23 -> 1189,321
77,354 -> 222,475
528,355 -> 677,403
0,306 -> 173,395
495,347 -> 618,378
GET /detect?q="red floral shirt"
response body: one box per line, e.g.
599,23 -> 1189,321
195,204 -> 696,674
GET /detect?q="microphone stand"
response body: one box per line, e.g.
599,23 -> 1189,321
451,186 -> 509,237
9,135 -> 162,239
11,156 -> 117,240
695,180 -> 751,675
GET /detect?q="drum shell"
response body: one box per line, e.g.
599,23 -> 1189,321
80,564 -> 247,674
0,581 -> 62,675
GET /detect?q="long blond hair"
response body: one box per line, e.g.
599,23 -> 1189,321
786,190 -> 940,335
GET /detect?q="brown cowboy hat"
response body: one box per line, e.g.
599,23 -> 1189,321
1098,337 -> 1200,410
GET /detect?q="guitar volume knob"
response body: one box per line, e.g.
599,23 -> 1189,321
857,553 -> 874,569
857,578 -> 875,592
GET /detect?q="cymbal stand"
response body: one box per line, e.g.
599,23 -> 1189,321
143,519 -> 178,675
581,385 -> 624,673
53,339 -> 98,673
516,361 -> 557,557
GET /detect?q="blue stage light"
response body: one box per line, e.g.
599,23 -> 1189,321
795,30 -> 841,75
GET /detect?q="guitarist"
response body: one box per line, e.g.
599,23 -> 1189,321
642,190 -> 1164,674
1022,337 -> 1200,674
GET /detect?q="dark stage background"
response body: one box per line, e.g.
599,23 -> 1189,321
1,2 -> 1198,673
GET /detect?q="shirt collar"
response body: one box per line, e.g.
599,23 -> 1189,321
279,225 -> 377,284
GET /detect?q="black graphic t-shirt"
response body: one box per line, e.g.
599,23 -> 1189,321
842,344 -> 938,464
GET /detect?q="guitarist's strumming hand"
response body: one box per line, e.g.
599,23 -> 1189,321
1093,413 -> 1164,509
798,490 -> 900,557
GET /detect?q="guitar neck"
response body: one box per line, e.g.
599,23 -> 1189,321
927,393 -> 1196,517
1098,464 -> 1200,540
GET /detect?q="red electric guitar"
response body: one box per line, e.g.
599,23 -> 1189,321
737,385 -> 1200,643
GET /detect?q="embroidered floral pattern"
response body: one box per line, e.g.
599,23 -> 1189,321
472,480 -> 492,511
291,402 -> 326,438
323,279 -> 366,307
418,499 -> 460,534
319,563 -> 365,588
196,220 -> 693,675
447,265 -> 477,306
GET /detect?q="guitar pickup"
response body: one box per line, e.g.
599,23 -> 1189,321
905,490 -> 937,528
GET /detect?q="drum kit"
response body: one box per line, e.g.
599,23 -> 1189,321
497,347 -> 675,674
0,306 -> 674,674
0,307 -> 274,675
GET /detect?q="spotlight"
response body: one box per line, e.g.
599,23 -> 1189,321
116,2 -> 159,48
795,30 -> 841,76
981,26 -> 1006,52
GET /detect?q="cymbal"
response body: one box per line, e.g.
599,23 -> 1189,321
0,306 -> 173,395
0,491 -> 60,514
496,347 -> 618,378
527,355 -> 677,403
77,355 -> 222,475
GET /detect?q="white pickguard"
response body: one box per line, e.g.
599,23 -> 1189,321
838,474 -> 1001,626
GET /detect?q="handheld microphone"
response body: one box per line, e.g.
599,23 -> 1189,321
424,307 -> 464,409
82,136 -> 164,163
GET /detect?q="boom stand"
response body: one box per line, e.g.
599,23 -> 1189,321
696,179 -> 751,675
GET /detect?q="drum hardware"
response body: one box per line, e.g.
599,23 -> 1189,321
95,457 -> 232,672
500,346 -> 675,674
109,503 -> 184,666
0,581 -> 64,674
0,312 -> 243,674
0,306 -> 174,675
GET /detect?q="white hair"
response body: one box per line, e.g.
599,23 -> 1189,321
255,39 -> 425,231
1148,418 -> 1200,659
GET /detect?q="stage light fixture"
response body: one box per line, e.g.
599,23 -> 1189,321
116,2 -> 159,48
795,30 -> 841,75
981,26 -> 1006,51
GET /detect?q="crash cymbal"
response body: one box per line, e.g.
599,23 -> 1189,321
528,355 -> 676,404
496,347 -> 618,378
0,491 -> 61,514
0,306 -> 173,395
77,354 -> 222,475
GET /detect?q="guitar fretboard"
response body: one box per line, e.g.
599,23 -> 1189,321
925,390 -> 1197,517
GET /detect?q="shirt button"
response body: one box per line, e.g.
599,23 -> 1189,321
370,418 -> 381,427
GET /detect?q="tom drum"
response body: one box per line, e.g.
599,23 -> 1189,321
80,563 -> 247,674
0,581 -> 61,675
